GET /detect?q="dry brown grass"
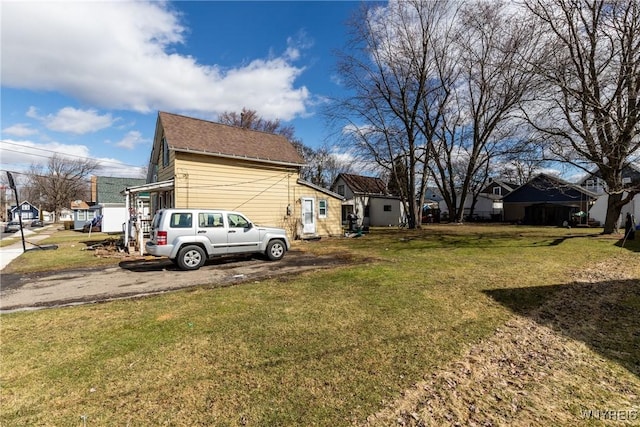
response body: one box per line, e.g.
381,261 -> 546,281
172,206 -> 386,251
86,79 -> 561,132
363,259 -> 640,426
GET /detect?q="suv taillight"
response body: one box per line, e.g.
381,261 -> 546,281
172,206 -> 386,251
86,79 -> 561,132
157,231 -> 167,245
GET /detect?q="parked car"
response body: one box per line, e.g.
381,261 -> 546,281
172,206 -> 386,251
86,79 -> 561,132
146,209 -> 290,270
4,221 -> 21,233
30,219 -> 44,227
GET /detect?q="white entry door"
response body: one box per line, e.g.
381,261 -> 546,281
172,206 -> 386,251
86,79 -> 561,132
301,198 -> 316,234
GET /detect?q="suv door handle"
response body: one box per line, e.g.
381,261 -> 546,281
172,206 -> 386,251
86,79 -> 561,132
198,230 -> 207,234
228,230 -> 236,233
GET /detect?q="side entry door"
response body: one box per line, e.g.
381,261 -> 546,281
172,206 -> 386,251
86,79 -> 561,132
301,198 -> 316,234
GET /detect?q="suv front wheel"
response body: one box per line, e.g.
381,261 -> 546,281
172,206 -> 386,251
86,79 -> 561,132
266,239 -> 286,261
177,245 -> 206,270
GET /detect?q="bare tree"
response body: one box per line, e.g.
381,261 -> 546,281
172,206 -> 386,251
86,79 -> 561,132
332,0 -> 458,228
430,1 -> 542,222
27,154 -> 99,221
524,0 -> 640,234
218,107 -> 296,139
302,145 -> 353,188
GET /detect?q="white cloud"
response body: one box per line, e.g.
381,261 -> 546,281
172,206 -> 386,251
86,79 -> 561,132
2,123 -> 38,137
1,2 -> 310,121
0,139 -> 92,169
39,107 -> 116,134
0,139 -> 145,178
114,130 -> 150,150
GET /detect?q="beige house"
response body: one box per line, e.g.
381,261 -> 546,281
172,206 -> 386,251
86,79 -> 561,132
125,112 -> 343,242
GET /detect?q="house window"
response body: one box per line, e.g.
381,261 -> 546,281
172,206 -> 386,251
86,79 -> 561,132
384,205 -> 392,212
622,177 -> 631,185
318,199 -> 327,218
78,210 -> 86,221
493,187 -> 501,196
337,185 -> 345,196
162,137 -> 169,167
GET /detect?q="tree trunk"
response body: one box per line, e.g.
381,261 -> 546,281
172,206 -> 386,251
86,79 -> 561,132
603,192 -> 624,234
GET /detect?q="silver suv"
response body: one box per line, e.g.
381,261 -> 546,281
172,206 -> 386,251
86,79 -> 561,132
146,209 -> 290,270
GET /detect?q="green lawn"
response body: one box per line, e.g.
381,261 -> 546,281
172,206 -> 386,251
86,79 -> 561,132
2,229 -> 125,273
1,225 -> 638,426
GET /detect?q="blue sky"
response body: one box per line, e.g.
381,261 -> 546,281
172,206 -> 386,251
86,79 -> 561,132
1,1 -> 363,179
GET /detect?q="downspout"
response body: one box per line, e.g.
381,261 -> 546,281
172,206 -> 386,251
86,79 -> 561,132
124,189 -> 130,248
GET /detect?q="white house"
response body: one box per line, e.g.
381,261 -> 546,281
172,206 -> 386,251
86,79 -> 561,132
331,173 -> 405,228
578,165 -> 640,228
433,179 -> 517,222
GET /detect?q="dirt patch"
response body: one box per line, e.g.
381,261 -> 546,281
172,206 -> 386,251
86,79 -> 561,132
362,262 -> 640,426
0,249 -> 355,313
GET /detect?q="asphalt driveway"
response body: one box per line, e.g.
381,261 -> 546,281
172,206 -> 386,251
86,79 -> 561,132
0,250 -> 351,313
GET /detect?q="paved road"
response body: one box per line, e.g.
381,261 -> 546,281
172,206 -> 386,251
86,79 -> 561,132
0,247 -> 349,314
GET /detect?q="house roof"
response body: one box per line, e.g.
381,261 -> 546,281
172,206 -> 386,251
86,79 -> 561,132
158,111 -> 305,166
70,200 -> 91,210
96,176 -> 146,203
503,173 -> 598,204
335,173 -> 388,195
297,179 -> 344,200
10,201 -> 38,213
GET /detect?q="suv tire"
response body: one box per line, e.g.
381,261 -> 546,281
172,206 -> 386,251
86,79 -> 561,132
177,245 -> 206,270
266,239 -> 286,261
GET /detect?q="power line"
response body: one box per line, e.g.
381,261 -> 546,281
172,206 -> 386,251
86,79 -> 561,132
1,140 -> 146,169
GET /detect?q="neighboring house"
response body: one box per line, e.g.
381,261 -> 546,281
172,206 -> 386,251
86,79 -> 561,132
91,176 -> 149,233
42,209 -> 73,222
70,177 -> 148,233
473,180 -> 518,221
331,173 -> 404,227
433,180 -> 516,222
502,174 -> 598,226
577,164 -> 640,227
124,111 -> 343,243
10,201 -> 39,222
71,200 -> 99,230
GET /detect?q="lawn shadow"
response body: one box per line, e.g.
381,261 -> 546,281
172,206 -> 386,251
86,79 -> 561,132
615,237 -> 640,252
119,254 -> 256,272
484,278 -> 640,378
547,233 -> 601,246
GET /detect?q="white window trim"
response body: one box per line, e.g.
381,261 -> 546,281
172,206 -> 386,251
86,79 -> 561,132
318,199 -> 328,218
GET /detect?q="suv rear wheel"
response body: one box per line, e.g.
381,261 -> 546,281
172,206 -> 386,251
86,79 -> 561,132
266,239 -> 286,261
177,245 -> 206,270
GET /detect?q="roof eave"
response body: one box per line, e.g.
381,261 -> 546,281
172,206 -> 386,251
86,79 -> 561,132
173,147 -> 305,168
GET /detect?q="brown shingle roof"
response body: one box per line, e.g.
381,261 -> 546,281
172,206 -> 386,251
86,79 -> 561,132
159,111 -> 305,166
339,173 -> 388,194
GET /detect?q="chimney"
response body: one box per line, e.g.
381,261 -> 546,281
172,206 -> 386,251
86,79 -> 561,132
91,176 -> 97,203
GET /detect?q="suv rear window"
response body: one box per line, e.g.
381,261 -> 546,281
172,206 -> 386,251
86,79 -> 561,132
151,211 -> 163,229
170,213 -> 192,228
